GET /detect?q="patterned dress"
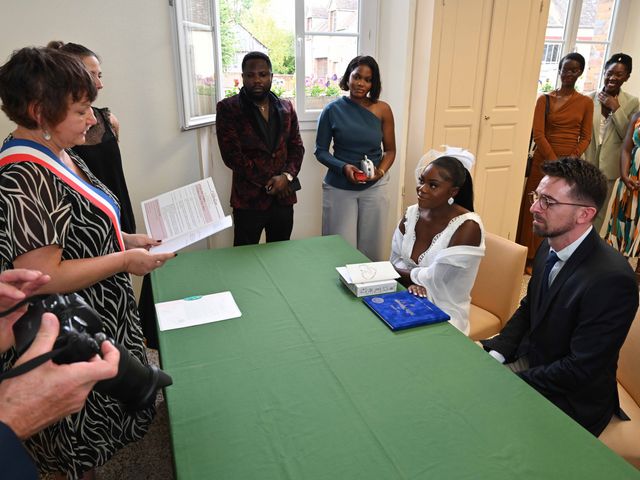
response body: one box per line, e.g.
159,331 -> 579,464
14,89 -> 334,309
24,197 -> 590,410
606,117 -> 640,256
0,138 -> 154,479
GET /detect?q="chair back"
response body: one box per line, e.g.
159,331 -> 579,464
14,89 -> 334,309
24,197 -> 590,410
470,232 -> 527,328
618,306 -> 640,404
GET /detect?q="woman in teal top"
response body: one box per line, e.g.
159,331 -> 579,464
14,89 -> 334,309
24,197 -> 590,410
315,55 -> 396,260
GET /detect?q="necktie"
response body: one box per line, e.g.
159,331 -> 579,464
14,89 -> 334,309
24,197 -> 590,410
540,250 -> 559,298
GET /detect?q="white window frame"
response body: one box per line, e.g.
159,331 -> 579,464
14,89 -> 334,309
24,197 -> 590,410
555,0 -> 625,84
169,0 -> 221,130
170,0 -> 378,130
542,43 -> 562,64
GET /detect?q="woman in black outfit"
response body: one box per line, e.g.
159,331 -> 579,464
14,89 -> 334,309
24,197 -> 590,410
48,41 -> 161,347
48,41 -> 136,234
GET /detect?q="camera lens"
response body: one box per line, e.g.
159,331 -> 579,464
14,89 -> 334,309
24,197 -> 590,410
94,343 -> 172,411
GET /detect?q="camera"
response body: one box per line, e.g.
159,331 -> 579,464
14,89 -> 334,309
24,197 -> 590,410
13,293 -> 172,411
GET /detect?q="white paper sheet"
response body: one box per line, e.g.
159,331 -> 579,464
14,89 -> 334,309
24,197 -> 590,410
141,177 -> 232,253
345,261 -> 400,283
155,291 -> 242,331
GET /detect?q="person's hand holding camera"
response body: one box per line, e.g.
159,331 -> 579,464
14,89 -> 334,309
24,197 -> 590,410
0,312 -> 119,439
0,269 -> 51,353
0,269 -> 50,312
343,164 -> 366,184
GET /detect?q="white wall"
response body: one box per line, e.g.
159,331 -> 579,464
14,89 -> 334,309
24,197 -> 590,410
404,0 -> 436,209
619,0 -> 640,97
375,0 -> 416,257
0,0 -> 416,261
1,0 -> 636,256
0,0 -> 201,243
206,1 -> 416,259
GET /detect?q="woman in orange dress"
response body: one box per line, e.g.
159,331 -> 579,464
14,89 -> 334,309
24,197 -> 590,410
517,52 -> 594,269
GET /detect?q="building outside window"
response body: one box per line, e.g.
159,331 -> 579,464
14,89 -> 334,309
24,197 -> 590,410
171,0 -> 372,129
537,0 -> 621,93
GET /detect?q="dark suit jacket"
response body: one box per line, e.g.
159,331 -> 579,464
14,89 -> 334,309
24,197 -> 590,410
216,88 -> 304,210
482,229 -> 638,436
0,421 -> 38,479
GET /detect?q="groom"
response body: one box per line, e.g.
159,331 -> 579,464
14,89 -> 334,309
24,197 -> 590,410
482,157 -> 638,436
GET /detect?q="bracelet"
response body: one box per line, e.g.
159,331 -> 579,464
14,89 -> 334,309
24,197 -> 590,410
378,167 -> 386,176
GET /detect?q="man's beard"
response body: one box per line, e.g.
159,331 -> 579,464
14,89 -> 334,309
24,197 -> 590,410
532,219 -> 573,238
246,88 -> 269,102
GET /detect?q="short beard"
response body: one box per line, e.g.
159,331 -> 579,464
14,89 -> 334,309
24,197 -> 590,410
532,222 -> 572,239
246,89 -> 269,102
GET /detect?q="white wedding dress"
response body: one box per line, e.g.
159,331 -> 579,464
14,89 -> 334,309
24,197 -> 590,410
390,204 -> 485,335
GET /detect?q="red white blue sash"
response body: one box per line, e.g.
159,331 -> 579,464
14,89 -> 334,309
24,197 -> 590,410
0,139 -> 125,251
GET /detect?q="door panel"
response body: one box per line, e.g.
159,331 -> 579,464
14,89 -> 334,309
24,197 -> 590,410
431,0 -> 493,153
443,126 -> 474,149
474,0 -> 547,238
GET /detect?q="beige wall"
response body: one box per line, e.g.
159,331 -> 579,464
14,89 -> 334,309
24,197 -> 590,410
0,0 -> 415,262
620,0 -> 640,97
0,0 -> 201,246
8,0 -> 636,257
208,1 -> 416,258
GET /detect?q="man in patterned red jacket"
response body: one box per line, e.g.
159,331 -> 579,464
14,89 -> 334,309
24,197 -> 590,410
216,51 -> 304,246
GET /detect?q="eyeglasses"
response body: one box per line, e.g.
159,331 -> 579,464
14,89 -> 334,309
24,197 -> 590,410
528,191 -> 594,210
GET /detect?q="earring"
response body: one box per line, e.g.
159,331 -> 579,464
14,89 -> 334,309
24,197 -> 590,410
448,197 -> 454,205
43,130 -> 51,141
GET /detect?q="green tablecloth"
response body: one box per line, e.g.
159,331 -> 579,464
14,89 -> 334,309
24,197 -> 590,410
152,235 -> 638,479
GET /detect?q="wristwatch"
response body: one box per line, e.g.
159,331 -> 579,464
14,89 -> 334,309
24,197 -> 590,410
282,172 -> 293,182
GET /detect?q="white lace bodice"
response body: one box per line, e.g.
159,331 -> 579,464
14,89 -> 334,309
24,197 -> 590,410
390,204 -> 486,335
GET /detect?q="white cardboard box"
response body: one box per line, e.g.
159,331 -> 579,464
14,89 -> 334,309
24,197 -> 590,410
336,265 -> 398,297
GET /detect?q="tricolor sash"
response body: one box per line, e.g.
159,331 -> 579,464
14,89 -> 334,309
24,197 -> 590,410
0,138 -> 125,251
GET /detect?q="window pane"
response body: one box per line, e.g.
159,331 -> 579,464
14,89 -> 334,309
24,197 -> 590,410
305,0 -> 359,33
537,0 -> 569,92
547,0 -> 569,30
304,36 -> 357,111
575,42 -> 608,92
578,0 -> 616,41
539,44 -> 561,92
185,0 -> 212,25
188,28 -> 216,116
219,0 -> 295,99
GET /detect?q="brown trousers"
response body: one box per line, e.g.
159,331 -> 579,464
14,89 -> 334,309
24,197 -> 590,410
516,155 -> 547,261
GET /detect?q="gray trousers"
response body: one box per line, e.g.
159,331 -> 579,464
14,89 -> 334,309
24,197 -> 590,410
322,175 -> 390,261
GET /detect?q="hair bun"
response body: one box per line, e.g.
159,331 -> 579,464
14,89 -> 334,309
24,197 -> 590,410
606,52 -> 632,74
46,40 -> 65,50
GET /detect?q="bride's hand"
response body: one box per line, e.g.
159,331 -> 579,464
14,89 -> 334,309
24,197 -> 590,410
408,284 -> 427,298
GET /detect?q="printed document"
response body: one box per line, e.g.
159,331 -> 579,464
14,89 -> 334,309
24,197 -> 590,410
142,177 -> 231,253
155,291 -> 242,331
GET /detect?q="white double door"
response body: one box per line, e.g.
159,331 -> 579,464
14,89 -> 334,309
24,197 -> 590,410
411,0 -> 548,239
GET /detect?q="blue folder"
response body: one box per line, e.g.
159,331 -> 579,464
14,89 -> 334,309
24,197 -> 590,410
363,290 -> 450,331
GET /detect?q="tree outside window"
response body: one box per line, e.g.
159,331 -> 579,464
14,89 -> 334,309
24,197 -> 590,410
171,0 -> 370,129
